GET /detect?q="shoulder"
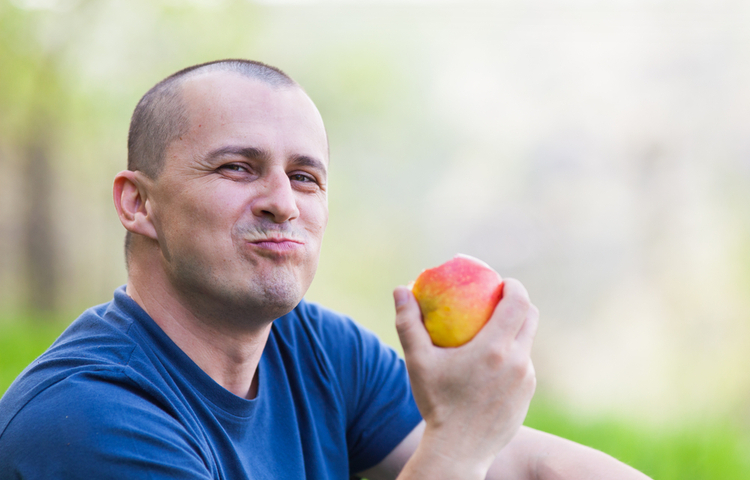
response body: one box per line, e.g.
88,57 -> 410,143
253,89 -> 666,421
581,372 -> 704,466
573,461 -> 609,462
0,369 -> 211,479
0,290 -> 198,464
0,297 -> 140,430
0,287 -> 186,418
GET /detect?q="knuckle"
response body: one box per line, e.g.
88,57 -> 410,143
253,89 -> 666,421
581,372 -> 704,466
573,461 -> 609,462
503,278 -> 527,299
524,360 -> 537,381
485,342 -> 509,365
394,313 -> 409,332
526,370 -> 537,396
513,293 -> 532,312
394,303 -> 410,320
523,361 -> 537,391
495,351 -> 532,384
509,355 -> 529,379
498,288 -> 531,318
394,308 -> 419,334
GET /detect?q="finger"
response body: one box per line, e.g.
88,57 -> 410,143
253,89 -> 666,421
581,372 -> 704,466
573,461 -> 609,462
476,278 -> 531,343
393,286 -> 433,356
515,304 -> 539,355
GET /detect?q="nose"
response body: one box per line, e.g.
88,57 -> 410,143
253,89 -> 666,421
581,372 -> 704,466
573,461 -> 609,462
251,168 -> 300,223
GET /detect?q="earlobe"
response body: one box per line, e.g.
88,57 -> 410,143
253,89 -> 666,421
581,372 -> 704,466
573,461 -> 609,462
113,170 -> 158,241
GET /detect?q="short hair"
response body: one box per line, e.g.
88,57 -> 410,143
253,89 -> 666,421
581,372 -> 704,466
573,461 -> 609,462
127,59 -> 297,178
124,59 -> 298,266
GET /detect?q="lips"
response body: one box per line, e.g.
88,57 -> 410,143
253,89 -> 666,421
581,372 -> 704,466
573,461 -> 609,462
247,237 -> 304,253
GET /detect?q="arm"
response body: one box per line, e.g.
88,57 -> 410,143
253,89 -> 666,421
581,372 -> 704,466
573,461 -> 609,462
359,280 -> 651,480
361,423 -> 651,480
489,426 -> 651,480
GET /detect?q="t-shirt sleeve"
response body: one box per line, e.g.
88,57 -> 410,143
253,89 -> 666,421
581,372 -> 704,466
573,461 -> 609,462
0,369 -> 212,480
346,326 -> 422,473
304,304 -> 423,474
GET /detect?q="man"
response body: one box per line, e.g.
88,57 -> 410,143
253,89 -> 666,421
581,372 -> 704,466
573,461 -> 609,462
0,59 -> 650,479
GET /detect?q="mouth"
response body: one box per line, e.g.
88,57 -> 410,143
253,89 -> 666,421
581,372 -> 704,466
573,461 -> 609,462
247,236 -> 305,253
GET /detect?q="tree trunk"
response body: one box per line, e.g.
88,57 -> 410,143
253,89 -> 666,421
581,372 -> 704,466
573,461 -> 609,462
22,129 -> 57,315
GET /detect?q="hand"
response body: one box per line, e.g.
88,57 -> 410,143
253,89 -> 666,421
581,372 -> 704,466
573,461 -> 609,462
394,278 -> 539,476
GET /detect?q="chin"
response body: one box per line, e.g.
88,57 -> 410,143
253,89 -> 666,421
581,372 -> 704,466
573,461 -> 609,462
239,267 -> 309,318
258,282 -> 303,317
255,263 -> 316,314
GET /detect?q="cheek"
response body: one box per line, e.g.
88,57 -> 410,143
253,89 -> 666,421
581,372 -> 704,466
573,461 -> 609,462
303,202 -> 328,241
192,183 -> 249,220
162,189 -> 242,247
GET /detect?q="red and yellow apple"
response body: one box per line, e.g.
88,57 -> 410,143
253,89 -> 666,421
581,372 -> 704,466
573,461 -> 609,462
411,254 -> 504,347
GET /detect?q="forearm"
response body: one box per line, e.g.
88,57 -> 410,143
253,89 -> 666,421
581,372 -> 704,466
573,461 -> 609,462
488,426 -> 651,480
395,425 -> 495,480
363,423 -> 651,480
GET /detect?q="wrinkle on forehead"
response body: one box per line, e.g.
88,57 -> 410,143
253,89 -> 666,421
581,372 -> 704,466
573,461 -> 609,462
177,72 -> 329,164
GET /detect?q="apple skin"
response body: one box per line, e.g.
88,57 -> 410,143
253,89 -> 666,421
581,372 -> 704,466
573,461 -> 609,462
411,254 -> 504,347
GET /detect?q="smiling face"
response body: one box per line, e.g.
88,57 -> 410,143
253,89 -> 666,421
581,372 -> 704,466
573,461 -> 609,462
144,71 -> 329,322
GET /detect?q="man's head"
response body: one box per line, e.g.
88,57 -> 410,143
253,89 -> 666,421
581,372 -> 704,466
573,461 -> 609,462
124,60 -> 303,259
114,60 -> 329,324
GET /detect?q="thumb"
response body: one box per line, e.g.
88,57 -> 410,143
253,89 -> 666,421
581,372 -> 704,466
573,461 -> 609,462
393,286 -> 432,355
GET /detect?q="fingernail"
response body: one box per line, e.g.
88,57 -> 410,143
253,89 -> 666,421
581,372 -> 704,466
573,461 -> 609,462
393,287 -> 408,308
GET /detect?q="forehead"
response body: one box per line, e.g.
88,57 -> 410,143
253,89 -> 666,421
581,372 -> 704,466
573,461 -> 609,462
175,71 -> 329,164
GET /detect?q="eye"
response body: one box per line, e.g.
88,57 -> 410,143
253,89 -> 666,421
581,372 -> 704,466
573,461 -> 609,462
290,173 -> 315,183
220,163 -> 249,173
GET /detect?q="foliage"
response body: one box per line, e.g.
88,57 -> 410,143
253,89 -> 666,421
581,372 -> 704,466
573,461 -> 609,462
0,316 -> 68,394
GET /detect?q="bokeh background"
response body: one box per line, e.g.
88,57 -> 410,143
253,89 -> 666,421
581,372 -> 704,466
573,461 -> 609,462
2,0 -> 750,477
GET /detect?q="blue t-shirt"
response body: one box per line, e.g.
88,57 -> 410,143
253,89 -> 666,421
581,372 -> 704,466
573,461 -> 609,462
0,287 -> 422,479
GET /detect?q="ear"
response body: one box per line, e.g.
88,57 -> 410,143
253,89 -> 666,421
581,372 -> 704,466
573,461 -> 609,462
113,170 -> 158,241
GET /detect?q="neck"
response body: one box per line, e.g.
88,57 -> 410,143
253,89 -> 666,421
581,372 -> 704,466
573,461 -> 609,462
126,272 -> 273,400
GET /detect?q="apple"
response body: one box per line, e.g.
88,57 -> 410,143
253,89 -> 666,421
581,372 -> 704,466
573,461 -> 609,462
411,254 -> 504,347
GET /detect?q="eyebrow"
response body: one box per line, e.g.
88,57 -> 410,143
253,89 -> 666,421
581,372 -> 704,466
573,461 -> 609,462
289,154 -> 328,176
206,146 -> 268,162
206,146 -> 327,176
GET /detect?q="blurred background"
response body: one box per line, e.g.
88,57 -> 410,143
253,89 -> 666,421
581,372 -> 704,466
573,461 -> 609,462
1,0 -> 750,477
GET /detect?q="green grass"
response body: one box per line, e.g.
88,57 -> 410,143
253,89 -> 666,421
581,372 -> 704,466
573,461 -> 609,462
1,319 -> 748,478
524,397 -> 750,479
0,316 -> 69,394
